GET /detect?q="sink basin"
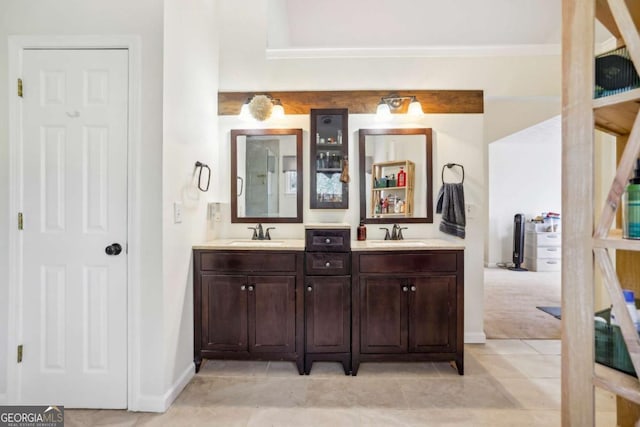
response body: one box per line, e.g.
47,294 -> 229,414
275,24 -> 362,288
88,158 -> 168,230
228,240 -> 285,247
368,240 -> 428,247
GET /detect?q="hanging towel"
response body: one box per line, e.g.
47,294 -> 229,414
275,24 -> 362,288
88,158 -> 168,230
436,183 -> 466,238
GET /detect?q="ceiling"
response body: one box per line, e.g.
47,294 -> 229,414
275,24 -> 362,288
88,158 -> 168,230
268,0 -> 611,50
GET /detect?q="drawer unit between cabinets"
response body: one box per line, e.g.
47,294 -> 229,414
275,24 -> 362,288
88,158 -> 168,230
305,229 -> 351,252
305,252 -> 350,275
304,228 -> 352,375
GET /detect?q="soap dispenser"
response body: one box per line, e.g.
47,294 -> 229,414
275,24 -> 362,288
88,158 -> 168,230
623,158 -> 640,240
357,219 -> 367,241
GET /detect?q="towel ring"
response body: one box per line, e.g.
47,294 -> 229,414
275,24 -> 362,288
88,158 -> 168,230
194,161 -> 211,192
442,163 -> 464,184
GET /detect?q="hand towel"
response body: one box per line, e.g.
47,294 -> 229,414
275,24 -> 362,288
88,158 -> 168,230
436,183 -> 466,238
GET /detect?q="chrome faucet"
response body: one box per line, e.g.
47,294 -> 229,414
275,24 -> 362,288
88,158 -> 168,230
248,223 -> 275,240
391,224 -> 407,240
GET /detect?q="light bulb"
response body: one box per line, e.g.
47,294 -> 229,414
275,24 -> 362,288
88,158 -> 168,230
239,98 -> 252,120
376,100 -> 391,120
271,100 -> 285,119
408,97 -> 423,116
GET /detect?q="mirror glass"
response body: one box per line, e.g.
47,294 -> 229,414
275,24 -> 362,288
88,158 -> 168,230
231,129 -> 303,223
359,128 -> 433,224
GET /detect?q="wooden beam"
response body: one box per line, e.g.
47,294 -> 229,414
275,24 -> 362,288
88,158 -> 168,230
562,0 -> 596,424
218,90 -> 483,115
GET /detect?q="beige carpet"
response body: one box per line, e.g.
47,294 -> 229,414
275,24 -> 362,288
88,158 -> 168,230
484,267 -> 561,339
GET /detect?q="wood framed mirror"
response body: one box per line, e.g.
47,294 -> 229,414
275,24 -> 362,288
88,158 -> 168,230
359,128 -> 433,224
231,128 -> 303,223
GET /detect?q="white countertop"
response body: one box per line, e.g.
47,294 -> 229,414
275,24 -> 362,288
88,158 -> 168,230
193,239 -> 305,251
351,239 -> 465,251
304,223 -> 351,229
193,238 -> 464,251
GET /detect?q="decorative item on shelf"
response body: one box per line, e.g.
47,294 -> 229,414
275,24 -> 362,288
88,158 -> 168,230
239,94 -> 286,121
340,157 -> 350,183
375,94 -> 424,119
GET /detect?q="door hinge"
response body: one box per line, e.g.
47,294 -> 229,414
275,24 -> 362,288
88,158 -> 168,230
18,212 -> 23,230
17,345 -> 23,363
17,78 -> 23,97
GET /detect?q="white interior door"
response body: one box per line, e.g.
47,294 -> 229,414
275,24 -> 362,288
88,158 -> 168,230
20,49 -> 128,408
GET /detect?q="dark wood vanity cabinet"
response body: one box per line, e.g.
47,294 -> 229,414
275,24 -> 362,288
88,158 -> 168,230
352,250 -> 464,376
304,228 -> 351,374
194,250 -> 304,374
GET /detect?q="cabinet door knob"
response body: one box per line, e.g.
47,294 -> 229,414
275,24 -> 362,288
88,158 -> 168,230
325,238 -> 331,244
325,261 -> 331,267
307,286 -> 313,292
240,285 -> 246,291
410,285 -> 416,292
248,285 -> 254,291
402,286 -> 409,292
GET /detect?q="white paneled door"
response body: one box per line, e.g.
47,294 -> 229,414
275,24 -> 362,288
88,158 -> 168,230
20,49 -> 128,408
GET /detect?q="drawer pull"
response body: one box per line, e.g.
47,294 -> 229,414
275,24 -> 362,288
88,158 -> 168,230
402,286 -> 409,292
325,261 -> 331,267
410,285 -> 416,292
248,285 -> 254,291
240,285 -> 246,291
307,286 -> 313,292
325,238 -> 331,244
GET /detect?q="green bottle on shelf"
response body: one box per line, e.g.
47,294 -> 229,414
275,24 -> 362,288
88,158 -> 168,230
623,159 -> 640,240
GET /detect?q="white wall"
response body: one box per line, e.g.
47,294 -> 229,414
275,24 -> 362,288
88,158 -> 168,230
162,0 -> 218,410
487,116 -> 562,265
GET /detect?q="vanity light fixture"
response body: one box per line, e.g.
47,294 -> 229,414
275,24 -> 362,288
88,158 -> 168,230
375,94 -> 424,119
271,99 -> 285,119
408,96 -> 424,116
238,94 -> 286,121
239,97 -> 252,120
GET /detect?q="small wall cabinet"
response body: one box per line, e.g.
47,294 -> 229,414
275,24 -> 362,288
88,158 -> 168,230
310,109 -> 349,209
370,160 -> 415,219
193,250 -> 304,374
351,250 -> 464,376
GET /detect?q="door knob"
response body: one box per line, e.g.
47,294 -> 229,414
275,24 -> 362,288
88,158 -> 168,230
325,261 -> 331,267
325,238 -> 331,244
105,243 -> 122,256
307,286 -> 313,292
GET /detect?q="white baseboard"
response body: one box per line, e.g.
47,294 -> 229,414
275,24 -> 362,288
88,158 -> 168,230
464,331 -> 487,344
131,363 -> 194,413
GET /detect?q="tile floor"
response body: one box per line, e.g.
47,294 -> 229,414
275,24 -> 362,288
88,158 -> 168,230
65,339 -> 617,426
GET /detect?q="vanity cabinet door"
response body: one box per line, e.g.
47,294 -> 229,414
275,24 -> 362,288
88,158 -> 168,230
360,276 -> 408,354
408,276 -> 457,353
248,275 -> 296,353
201,274 -> 248,352
305,276 -> 351,353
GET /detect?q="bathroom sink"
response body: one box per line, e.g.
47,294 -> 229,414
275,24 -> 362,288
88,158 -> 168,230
228,240 -> 285,247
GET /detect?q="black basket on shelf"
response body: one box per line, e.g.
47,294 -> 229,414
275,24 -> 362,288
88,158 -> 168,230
595,46 -> 640,99
595,307 -> 637,377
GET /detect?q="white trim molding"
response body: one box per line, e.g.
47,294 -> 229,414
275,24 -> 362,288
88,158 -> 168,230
464,332 -> 487,344
132,364 -> 194,413
7,35 -> 142,410
267,44 -> 562,60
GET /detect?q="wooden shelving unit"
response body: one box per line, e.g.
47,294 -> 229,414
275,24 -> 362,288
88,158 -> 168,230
369,160 -> 414,218
564,0 -> 640,425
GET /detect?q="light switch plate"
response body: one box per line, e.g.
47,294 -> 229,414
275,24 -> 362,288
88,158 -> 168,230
174,202 -> 183,224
